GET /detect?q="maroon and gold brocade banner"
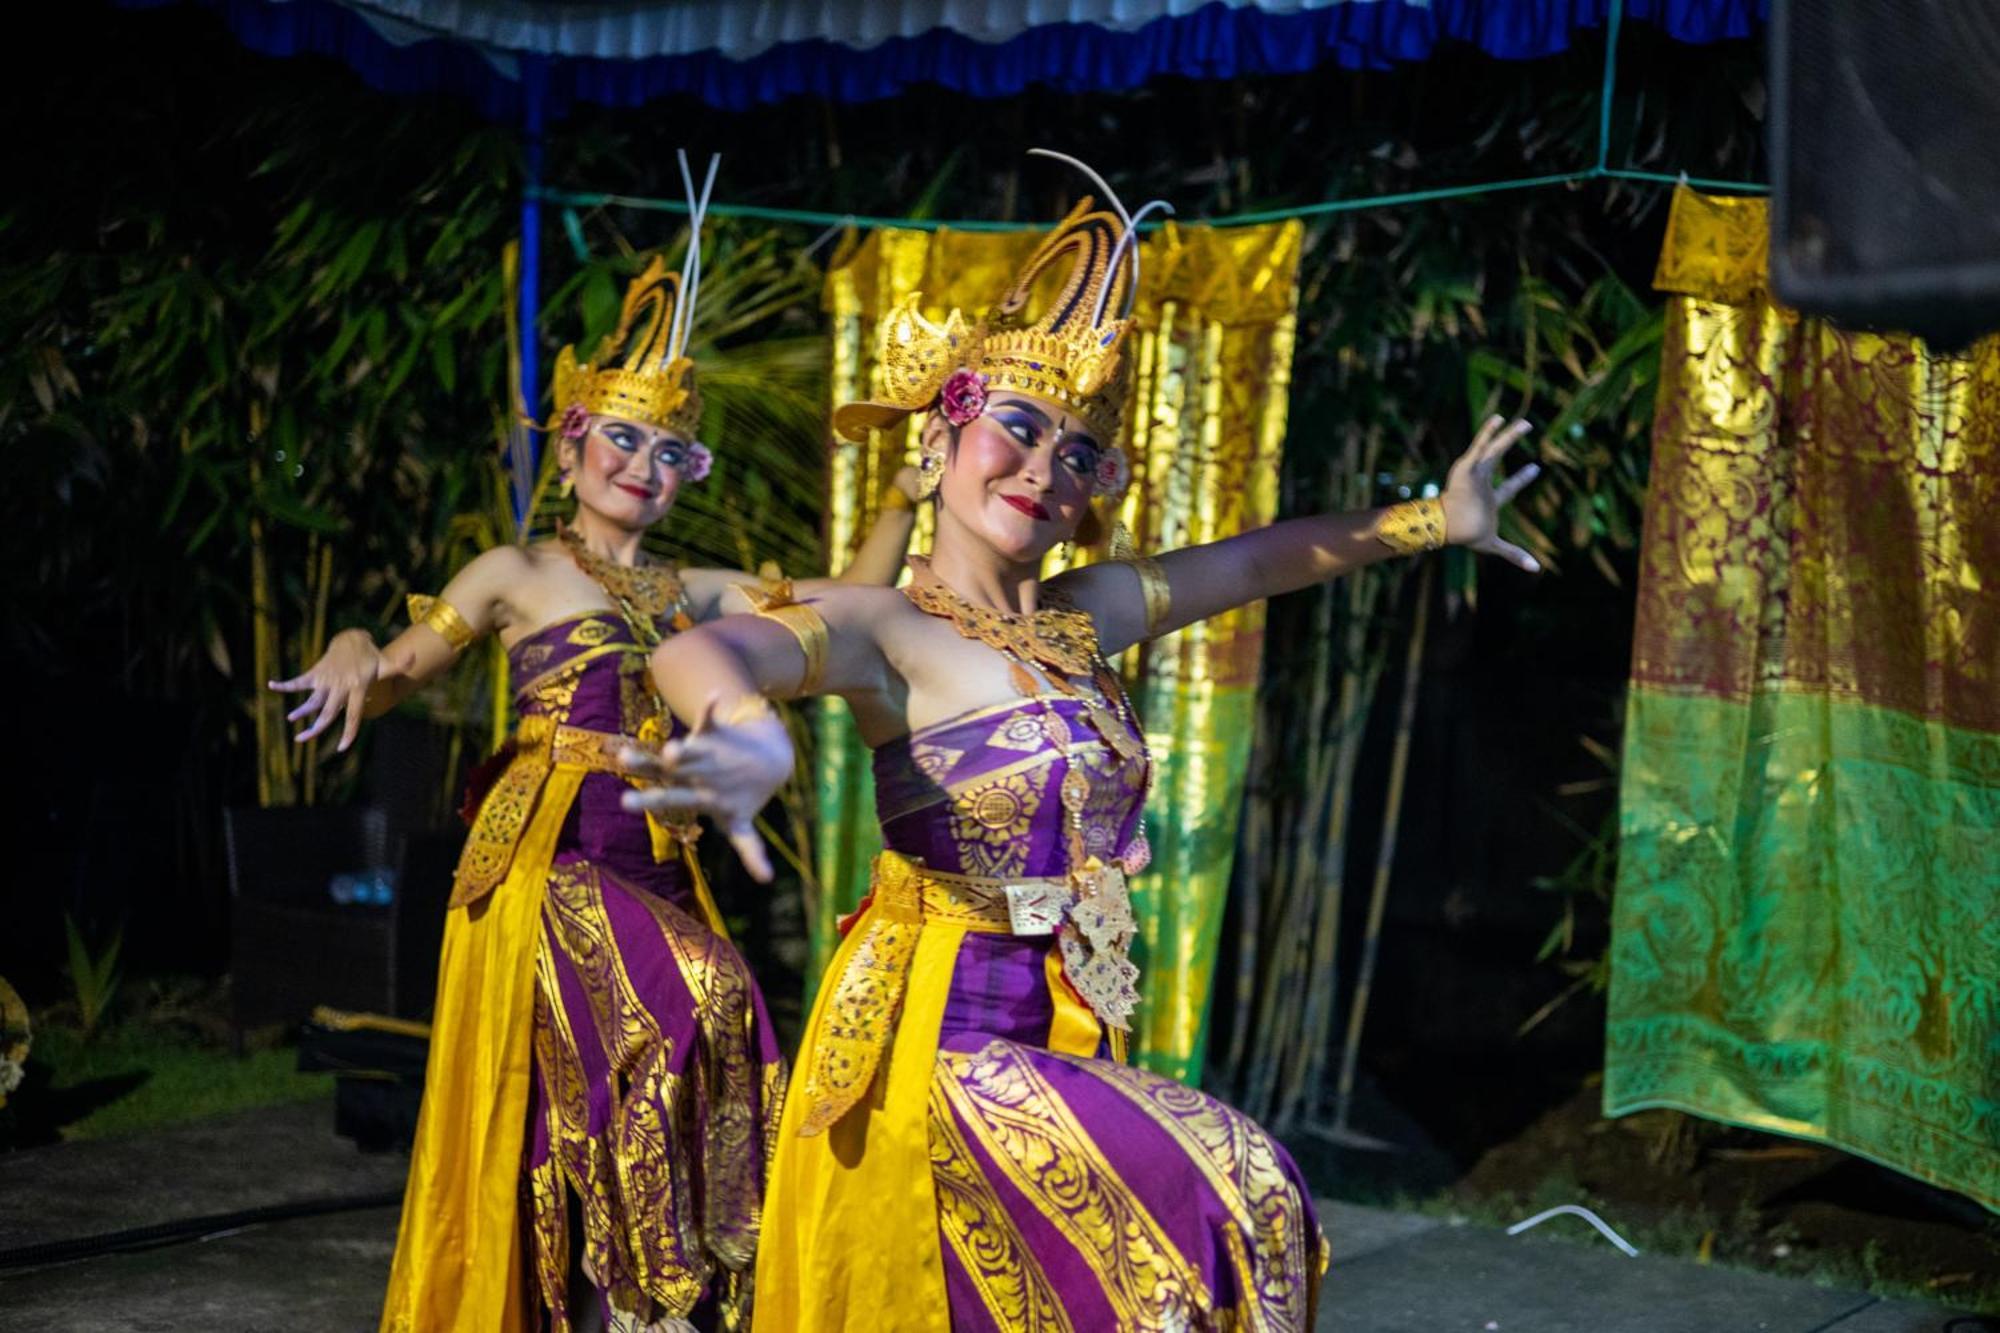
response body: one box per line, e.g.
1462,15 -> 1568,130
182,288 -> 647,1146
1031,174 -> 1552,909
1606,188 -> 2000,1211
817,221 -> 1304,1081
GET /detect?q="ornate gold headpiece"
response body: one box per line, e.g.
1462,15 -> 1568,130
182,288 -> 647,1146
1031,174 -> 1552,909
550,151 -> 719,441
832,150 -> 1172,450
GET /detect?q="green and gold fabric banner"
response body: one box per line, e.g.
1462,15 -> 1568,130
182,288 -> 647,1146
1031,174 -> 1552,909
1605,188 -> 2000,1211
816,221 -> 1304,1081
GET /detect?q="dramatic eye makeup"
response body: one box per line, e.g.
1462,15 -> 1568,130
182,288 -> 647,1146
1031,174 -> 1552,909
1056,437 -> 1103,476
597,424 -> 687,472
989,405 -> 1043,446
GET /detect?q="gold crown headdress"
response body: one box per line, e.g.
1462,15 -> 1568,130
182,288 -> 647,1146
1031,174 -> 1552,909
549,151 -> 720,442
832,149 -> 1172,453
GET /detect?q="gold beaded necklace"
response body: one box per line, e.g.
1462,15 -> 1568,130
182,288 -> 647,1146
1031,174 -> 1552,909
557,523 -> 692,648
902,561 -> 1152,875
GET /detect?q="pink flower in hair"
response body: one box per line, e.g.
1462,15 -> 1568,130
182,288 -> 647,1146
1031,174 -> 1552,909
938,368 -> 988,426
683,442 -> 714,483
1093,446 -> 1131,498
558,402 -> 591,440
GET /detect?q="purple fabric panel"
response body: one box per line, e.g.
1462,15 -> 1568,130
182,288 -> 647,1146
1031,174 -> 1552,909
875,696 -> 1148,878
937,933 -> 1059,1047
561,780 -> 692,906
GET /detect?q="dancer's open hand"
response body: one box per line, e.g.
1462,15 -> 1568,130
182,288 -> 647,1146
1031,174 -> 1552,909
1441,415 -> 1542,572
620,696 -> 794,883
267,630 -> 412,752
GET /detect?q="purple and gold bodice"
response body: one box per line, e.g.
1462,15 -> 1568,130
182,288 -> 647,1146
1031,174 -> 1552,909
873,695 -> 1148,879
506,611 -> 685,896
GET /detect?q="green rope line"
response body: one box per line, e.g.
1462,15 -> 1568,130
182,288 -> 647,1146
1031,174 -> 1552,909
539,8 -> 1767,242
1596,0 -> 1624,172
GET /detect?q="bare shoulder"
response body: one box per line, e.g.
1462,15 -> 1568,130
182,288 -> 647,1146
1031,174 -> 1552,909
680,565 -> 758,619
451,542 -> 539,591
1044,560 -> 1135,619
788,579 -> 915,625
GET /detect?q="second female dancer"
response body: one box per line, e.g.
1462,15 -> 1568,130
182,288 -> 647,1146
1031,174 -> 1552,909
271,156 -> 922,1332
622,154 -> 1540,1329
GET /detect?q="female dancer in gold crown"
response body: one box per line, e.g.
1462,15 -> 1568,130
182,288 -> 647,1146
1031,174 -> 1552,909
621,152 -> 1540,1330
270,155 -> 921,1333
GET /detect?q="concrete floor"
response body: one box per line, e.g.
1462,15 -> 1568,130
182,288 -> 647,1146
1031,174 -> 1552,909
0,1103 -> 1984,1332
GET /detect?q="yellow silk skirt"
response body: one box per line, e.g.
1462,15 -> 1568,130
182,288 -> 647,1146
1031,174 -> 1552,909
751,854 -> 1106,1332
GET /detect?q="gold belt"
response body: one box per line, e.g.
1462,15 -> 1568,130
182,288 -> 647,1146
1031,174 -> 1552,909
451,716 -> 644,909
795,850 -> 1139,1136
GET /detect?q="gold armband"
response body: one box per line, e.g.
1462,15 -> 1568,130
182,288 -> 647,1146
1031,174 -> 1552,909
742,578 -> 829,696
879,483 -> 915,513
1375,498 -> 1448,556
407,594 -> 477,652
1129,557 -> 1171,639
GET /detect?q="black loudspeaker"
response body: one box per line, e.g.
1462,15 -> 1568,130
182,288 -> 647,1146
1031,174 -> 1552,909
298,1012 -> 429,1152
1770,1 -> 2000,352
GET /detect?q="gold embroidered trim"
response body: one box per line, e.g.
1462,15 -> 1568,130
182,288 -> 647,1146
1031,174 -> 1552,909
1082,1054 -> 1324,1325
451,717 -> 644,909
936,1041 -> 1209,1329
904,563 -> 1102,678
407,593 -> 476,652
1376,497 -> 1447,555
1128,557 -> 1171,639
557,525 -> 691,645
928,1076 -> 1078,1332
794,853 -> 924,1137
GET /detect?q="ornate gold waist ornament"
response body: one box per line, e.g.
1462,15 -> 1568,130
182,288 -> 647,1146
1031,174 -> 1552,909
1058,857 -> 1142,1032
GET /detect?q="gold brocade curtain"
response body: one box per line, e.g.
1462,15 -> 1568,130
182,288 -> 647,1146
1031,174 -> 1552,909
817,220 -> 1304,1081
1605,188 -> 2000,1210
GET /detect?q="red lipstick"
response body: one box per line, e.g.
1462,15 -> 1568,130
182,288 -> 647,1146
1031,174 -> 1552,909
1001,494 -> 1052,521
614,482 -> 655,500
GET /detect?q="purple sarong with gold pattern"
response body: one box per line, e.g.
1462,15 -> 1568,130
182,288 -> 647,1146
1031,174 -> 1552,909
754,695 -> 1324,1331
380,610 -> 785,1333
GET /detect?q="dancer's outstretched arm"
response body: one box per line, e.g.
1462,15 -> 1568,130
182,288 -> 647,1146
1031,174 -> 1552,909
266,545 -> 534,751
621,581 -> 902,879
1057,416 -> 1540,655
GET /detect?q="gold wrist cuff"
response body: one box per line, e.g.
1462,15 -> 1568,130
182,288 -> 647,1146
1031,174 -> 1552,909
407,594 -> 477,652
1376,498 -> 1448,556
1129,557 -> 1171,639
879,483 -> 915,513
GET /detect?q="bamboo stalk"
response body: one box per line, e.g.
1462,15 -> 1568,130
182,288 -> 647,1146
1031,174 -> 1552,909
301,539 -> 332,806
1278,428 -> 1389,1125
1243,449 -> 1348,1119
250,506 -> 273,809
248,434 -> 294,808
1332,557 -> 1434,1131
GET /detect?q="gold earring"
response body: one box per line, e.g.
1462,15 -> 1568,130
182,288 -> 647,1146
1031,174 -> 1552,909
916,435 -> 945,501
559,471 -> 574,499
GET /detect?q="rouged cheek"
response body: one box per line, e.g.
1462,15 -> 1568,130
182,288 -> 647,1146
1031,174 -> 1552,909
955,421 -> 1027,480
586,437 -> 634,475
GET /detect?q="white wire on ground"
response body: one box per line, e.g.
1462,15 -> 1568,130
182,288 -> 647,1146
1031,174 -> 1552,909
1505,1204 -> 1641,1257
